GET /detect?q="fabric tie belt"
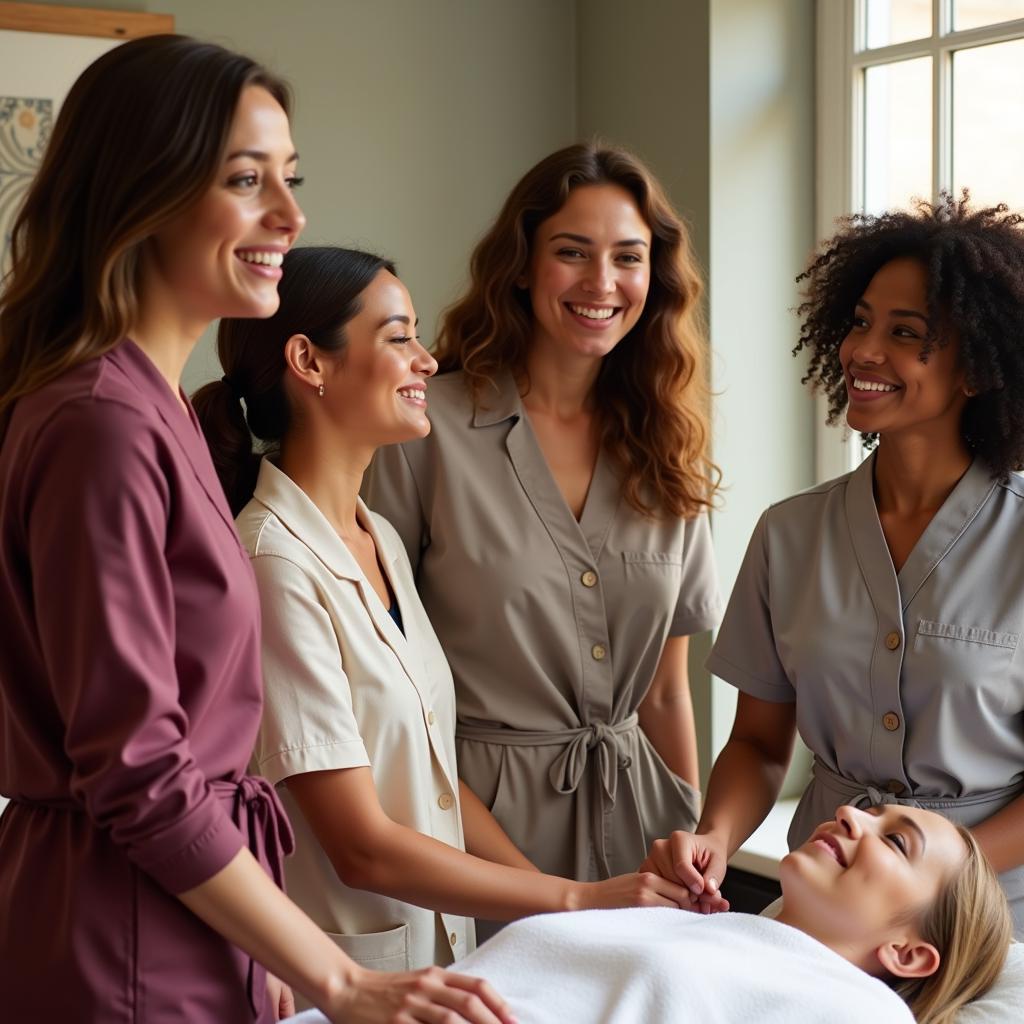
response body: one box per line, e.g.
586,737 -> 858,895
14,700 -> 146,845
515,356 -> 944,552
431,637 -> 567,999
457,713 -> 639,877
211,775 -> 295,1018
811,757 -> 1024,820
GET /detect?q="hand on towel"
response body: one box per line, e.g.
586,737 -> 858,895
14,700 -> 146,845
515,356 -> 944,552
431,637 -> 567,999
325,964 -> 516,1024
573,870 -> 696,911
640,831 -> 730,914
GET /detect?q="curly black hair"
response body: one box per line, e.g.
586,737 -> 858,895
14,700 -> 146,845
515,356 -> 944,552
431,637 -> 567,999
794,192 -> 1024,478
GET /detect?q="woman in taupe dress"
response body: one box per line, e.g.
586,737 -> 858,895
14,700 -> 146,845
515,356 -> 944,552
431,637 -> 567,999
366,143 -> 721,932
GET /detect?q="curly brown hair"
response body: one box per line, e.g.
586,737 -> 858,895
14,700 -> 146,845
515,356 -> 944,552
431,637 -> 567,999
433,141 -> 719,519
795,193 -> 1024,478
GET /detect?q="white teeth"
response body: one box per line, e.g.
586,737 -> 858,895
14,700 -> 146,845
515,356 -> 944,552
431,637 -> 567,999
397,388 -> 425,401
238,251 -> 284,268
570,304 -> 615,320
853,378 -> 897,392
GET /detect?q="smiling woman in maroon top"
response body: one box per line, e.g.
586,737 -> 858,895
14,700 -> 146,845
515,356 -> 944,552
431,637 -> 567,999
0,34 -> 510,1024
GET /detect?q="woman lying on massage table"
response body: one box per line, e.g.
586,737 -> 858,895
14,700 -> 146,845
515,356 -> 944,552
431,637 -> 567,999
289,803 -> 1009,1024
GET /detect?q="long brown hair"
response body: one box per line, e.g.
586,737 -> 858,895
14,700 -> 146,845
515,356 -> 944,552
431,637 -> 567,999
434,141 -> 719,518
0,35 -> 290,433
893,825 -> 1012,1024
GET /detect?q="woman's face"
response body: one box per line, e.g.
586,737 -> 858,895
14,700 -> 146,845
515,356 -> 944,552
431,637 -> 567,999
523,183 -> 652,364
838,257 -> 969,442
780,805 -> 964,970
145,85 -> 306,331
318,269 -> 438,448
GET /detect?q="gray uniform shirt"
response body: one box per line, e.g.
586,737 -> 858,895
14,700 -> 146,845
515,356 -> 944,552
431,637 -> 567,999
707,452 -> 1024,931
365,371 -> 721,906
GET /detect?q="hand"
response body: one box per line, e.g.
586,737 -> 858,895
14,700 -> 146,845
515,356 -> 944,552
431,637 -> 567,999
267,973 -> 295,1021
325,964 -> 516,1024
639,830 -> 731,914
575,870 -> 695,911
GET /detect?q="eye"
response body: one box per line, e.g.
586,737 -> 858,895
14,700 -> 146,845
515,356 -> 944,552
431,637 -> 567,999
617,252 -> 644,265
851,314 -> 869,330
228,173 -> 259,190
556,247 -> 585,259
886,833 -> 909,857
388,335 -> 413,345
892,325 -> 922,341
286,175 -> 305,190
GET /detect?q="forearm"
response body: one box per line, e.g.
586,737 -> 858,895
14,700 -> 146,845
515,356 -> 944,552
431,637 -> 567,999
178,847 -> 353,1016
342,818 -> 580,920
972,791 -> 1024,874
696,737 -> 789,856
459,780 -> 538,871
637,692 -> 700,791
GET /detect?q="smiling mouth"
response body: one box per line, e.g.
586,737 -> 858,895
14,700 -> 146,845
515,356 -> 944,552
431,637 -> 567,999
566,303 -> 619,321
812,834 -> 848,867
397,386 -> 426,404
851,376 -> 899,393
236,250 -> 284,268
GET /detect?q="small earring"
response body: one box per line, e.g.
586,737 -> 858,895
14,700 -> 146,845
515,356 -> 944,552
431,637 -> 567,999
317,383 -> 325,398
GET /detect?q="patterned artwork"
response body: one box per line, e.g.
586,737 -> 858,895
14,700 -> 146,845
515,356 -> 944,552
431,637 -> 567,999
0,97 -> 52,274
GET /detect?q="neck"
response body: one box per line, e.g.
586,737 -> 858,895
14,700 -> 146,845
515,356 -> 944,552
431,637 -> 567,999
521,339 -> 601,417
872,430 -> 972,517
773,901 -> 878,975
277,416 -> 372,537
129,298 -> 210,404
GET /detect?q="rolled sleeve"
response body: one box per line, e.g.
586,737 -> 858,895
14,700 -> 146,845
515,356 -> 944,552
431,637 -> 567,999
705,510 -> 795,703
26,402 -> 244,894
249,553 -> 370,786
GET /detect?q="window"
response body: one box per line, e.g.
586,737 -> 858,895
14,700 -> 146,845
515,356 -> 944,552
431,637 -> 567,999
815,0 -> 1024,480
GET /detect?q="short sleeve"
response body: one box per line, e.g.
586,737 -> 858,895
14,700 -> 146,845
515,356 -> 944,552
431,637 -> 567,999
249,553 -> 370,785
705,510 -> 795,703
669,512 -> 723,636
363,443 -> 428,574
25,401 -> 245,894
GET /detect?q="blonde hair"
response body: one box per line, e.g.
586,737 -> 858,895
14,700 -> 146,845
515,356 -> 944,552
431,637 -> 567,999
893,825 -> 1011,1024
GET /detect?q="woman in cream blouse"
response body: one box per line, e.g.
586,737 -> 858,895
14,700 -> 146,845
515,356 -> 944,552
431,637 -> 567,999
197,246 -> 695,990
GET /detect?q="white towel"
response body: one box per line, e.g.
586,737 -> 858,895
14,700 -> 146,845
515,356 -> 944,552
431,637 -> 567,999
285,907 -> 914,1023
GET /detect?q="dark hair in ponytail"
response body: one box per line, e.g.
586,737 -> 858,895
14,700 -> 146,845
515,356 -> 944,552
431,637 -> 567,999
193,246 -> 395,515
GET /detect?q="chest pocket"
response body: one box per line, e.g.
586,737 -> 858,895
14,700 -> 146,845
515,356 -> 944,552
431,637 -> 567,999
912,619 -> 1020,714
622,551 -> 683,620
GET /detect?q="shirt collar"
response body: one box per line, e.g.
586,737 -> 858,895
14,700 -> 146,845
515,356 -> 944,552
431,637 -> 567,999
471,370 -> 522,427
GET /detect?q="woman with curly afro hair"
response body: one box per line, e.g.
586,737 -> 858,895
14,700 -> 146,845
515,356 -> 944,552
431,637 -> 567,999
641,194 -> 1024,936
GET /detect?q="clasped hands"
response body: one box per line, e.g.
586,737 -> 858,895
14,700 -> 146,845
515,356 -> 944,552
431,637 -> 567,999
639,830 -> 731,914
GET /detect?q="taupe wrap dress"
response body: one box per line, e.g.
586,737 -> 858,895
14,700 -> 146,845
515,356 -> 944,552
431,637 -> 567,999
365,371 -> 721,900
707,453 -> 1024,933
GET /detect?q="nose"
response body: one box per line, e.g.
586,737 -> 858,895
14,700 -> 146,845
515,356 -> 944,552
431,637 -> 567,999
846,326 -> 885,366
265,179 -> 306,240
582,255 -> 614,296
413,339 -> 438,378
835,804 -> 865,839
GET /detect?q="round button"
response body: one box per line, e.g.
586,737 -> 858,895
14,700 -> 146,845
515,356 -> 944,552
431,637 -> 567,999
427,710 -> 436,726
882,712 -> 901,732
450,932 -> 458,947
581,570 -> 598,588
438,793 -> 454,810
885,631 -> 901,651
591,643 -> 607,661
887,779 -> 906,795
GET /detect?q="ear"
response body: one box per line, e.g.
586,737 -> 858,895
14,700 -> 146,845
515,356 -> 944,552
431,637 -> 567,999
282,333 -> 322,389
875,938 -> 941,980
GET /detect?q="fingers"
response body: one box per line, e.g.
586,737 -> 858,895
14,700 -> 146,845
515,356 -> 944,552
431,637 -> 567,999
640,871 -> 698,910
278,982 -> 296,1019
666,832 -> 711,893
401,969 -> 515,1024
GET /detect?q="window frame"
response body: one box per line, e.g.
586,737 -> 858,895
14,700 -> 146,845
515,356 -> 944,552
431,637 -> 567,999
814,0 -> 1024,481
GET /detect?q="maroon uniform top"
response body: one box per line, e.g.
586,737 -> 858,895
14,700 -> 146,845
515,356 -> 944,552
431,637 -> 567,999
0,340 -> 291,1022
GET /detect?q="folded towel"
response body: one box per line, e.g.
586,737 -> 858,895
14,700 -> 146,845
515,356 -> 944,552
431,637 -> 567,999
285,907 -> 914,1023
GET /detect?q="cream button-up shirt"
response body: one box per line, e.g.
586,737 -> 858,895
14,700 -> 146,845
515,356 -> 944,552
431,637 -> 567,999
237,459 -> 473,977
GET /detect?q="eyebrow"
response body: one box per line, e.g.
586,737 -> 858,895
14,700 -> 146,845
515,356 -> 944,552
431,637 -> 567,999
856,298 -> 928,324
549,232 -> 649,248
226,149 -> 300,163
379,314 -> 418,328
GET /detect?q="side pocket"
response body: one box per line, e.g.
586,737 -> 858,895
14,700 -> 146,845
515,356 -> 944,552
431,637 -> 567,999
325,923 -> 410,972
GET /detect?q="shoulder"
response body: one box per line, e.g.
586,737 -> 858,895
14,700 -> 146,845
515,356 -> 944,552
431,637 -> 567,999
236,501 -> 315,575
756,469 -> 855,540
997,471 -> 1024,502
